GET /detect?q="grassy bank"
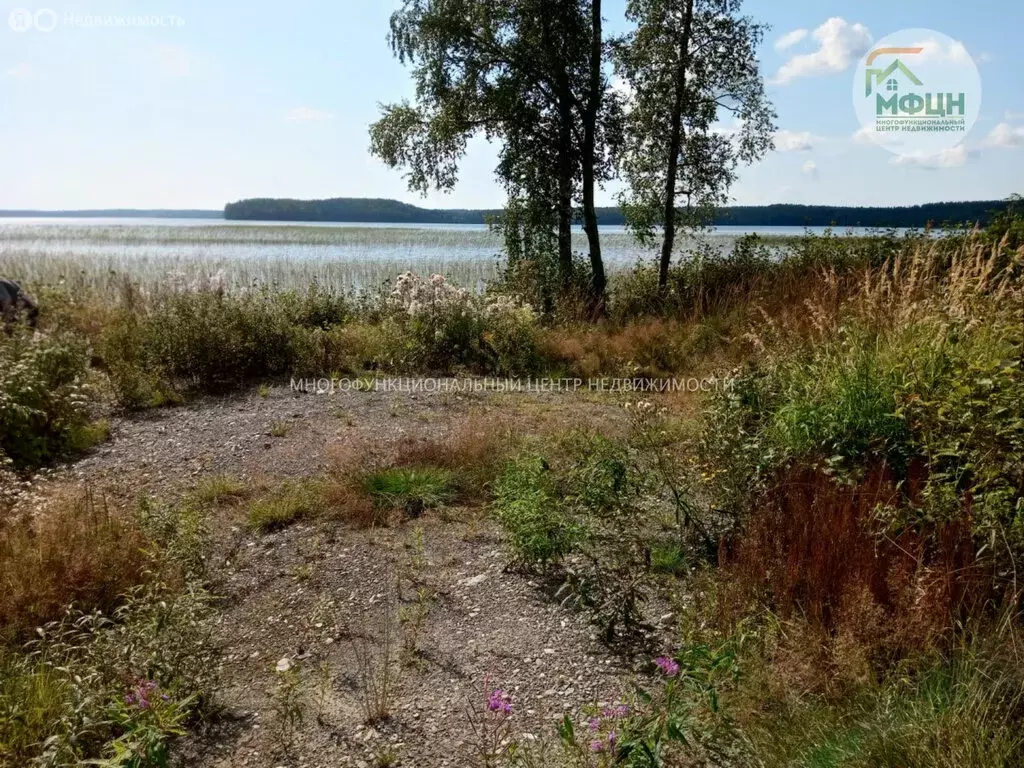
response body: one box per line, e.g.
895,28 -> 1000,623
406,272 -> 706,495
2,226 -> 1023,765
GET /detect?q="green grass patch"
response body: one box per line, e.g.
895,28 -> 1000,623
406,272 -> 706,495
247,480 -> 326,532
195,474 -> 249,505
650,542 -> 689,575
363,467 -> 455,511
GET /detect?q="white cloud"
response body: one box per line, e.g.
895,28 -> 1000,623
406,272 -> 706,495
774,129 -> 816,152
286,107 -> 335,122
852,125 -> 902,148
982,122 -> 1024,149
801,160 -> 819,179
154,45 -> 192,77
912,37 -> 973,65
890,144 -> 974,168
5,63 -> 31,78
770,18 -> 871,85
774,29 -> 808,52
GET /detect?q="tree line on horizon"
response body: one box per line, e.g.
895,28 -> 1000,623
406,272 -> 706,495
223,197 -> 1013,230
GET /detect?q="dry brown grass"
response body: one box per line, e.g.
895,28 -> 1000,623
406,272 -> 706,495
727,464 -> 988,662
539,318 -> 696,378
0,486 -> 151,644
390,410 -> 519,498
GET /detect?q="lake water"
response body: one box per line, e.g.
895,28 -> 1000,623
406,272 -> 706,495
0,217 -> 903,294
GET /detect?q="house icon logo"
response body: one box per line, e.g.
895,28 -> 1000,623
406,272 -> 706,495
863,50 -> 923,97
852,29 -> 981,161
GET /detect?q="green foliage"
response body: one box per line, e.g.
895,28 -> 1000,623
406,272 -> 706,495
984,193 -> 1024,250
363,467 -> 455,511
99,285 -> 350,402
615,0 -> 775,283
747,645 -> 1024,768
494,431 -> 681,640
378,273 -> 546,375
371,0 -> 619,301
247,480 -> 327,532
494,453 -> 581,566
0,330 -> 95,467
698,243 -> 1024,596
0,584 -> 214,767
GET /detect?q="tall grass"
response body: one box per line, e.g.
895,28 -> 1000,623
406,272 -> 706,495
697,236 -> 1024,643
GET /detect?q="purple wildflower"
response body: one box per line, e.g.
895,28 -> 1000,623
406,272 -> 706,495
655,656 -> 681,677
590,739 -> 606,753
608,730 -> 618,751
124,679 -> 160,710
588,717 -> 601,732
487,689 -> 513,716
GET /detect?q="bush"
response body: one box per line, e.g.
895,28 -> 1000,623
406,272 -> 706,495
493,431 -> 682,641
380,273 -> 545,375
0,487 -> 151,645
99,285 -> 353,401
698,240 -> 1024,637
0,331 -> 98,467
494,453 -> 579,566
0,583 -> 214,767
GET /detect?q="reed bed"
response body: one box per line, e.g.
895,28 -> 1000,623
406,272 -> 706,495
0,222 -> 802,298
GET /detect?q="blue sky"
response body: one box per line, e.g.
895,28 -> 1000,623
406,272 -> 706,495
1,0 -> 1022,210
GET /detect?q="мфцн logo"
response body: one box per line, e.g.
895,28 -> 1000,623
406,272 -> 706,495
853,29 -> 981,160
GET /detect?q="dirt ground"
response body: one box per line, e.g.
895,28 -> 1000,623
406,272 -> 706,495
58,382 -> 672,767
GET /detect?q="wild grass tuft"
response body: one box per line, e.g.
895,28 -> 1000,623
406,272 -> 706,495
363,467 -> 455,512
247,479 -> 327,532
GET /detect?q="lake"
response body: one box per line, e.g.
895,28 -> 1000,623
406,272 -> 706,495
0,217 -> 901,295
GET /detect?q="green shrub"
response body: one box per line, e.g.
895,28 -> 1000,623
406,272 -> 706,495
99,285 -> 352,400
493,434 -> 668,639
0,331 -> 96,467
697,242 -> 1024,629
0,584 -> 214,767
493,454 -> 580,566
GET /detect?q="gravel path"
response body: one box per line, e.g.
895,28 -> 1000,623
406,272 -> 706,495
59,382 -> 648,767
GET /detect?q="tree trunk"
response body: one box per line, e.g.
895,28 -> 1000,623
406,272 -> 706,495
556,86 -> 575,287
659,0 -> 694,290
582,0 -> 606,313
546,4 -> 575,289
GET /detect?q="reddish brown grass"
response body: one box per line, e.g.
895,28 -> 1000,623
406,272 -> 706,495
0,486 -> 151,644
728,464 -> 987,657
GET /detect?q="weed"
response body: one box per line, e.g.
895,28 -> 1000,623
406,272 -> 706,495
0,487 -> 150,645
268,420 -> 291,438
247,479 -> 326,532
364,467 -> 455,514
399,586 -> 434,665
314,661 -> 333,725
271,659 -> 305,754
194,474 -> 249,505
352,594 -> 398,725
0,331 -> 94,467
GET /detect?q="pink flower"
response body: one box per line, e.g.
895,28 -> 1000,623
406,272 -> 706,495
655,656 -> 680,677
487,689 -> 513,716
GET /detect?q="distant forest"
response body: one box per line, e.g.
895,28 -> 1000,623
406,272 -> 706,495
224,197 -> 1012,228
